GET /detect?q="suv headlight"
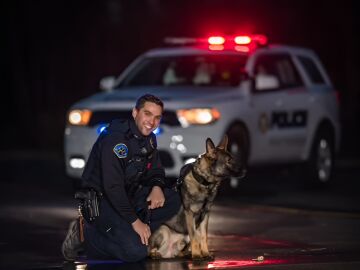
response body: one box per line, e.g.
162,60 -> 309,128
177,108 -> 220,127
68,109 -> 92,126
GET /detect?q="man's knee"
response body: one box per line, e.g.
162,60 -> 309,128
122,244 -> 148,262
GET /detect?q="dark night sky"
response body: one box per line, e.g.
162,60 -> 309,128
2,0 -> 359,157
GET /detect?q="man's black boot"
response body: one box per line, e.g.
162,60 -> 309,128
62,219 -> 83,261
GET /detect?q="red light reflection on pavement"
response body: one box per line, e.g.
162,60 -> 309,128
188,258 -> 288,269
210,234 -> 302,250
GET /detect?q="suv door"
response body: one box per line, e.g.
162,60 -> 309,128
250,52 -> 309,163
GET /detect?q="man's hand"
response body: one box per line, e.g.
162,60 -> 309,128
132,219 -> 151,245
146,186 -> 165,209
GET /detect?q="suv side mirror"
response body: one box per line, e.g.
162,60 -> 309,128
255,74 -> 279,91
99,76 -> 116,92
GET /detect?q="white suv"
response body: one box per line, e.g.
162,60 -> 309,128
64,35 -> 340,186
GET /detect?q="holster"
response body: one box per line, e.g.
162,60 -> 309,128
75,189 -> 101,223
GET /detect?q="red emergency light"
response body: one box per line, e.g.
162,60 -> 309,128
208,36 -> 226,45
234,36 -> 252,45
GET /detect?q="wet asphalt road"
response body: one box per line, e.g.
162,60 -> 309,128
0,152 -> 360,270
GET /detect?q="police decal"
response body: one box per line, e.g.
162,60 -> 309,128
271,110 -> 307,128
113,143 -> 128,159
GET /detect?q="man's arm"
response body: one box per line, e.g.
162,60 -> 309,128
100,135 -> 138,223
101,135 -> 151,244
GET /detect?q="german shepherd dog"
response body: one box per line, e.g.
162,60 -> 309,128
149,135 -> 246,260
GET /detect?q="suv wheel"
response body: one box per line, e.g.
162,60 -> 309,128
307,130 -> 334,187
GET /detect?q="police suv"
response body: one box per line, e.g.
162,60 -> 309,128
65,34 -> 341,187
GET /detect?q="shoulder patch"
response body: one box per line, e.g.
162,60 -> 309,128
113,143 -> 128,159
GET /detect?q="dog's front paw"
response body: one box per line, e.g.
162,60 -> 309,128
149,249 -> 163,260
191,254 -> 204,261
191,254 -> 211,261
191,252 -> 214,261
201,252 -> 214,261
176,250 -> 191,258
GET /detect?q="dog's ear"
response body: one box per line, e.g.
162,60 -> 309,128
206,138 -> 216,153
217,134 -> 228,150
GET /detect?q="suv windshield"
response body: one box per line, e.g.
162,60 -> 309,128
119,55 -> 247,87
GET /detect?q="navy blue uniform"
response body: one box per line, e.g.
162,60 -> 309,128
81,118 -> 180,262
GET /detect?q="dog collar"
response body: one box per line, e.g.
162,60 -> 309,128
191,167 -> 212,187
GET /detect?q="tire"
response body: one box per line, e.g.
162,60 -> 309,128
225,124 -> 249,189
306,129 -> 335,187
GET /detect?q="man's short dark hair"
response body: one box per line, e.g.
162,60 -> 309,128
135,94 -> 164,111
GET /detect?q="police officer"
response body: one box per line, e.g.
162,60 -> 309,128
62,94 -> 181,262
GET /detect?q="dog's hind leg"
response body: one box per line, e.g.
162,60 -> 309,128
149,226 -> 167,259
149,225 -> 189,259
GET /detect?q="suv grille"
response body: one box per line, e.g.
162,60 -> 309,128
88,110 -> 180,127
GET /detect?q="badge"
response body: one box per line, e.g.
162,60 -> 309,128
149,136 -> 156,149
113,143 -> 128,159
150,137 -> 155,149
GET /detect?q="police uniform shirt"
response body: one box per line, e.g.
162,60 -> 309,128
82,118 -> 165,224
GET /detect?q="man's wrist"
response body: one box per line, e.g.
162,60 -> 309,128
151,178 -> 165,189
131,218 -> 140,226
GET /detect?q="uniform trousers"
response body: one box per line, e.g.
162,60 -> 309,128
84,187 -> 181,262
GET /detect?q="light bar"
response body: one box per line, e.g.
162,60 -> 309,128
164,34 -> 268,50
208,34 -> 268,48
